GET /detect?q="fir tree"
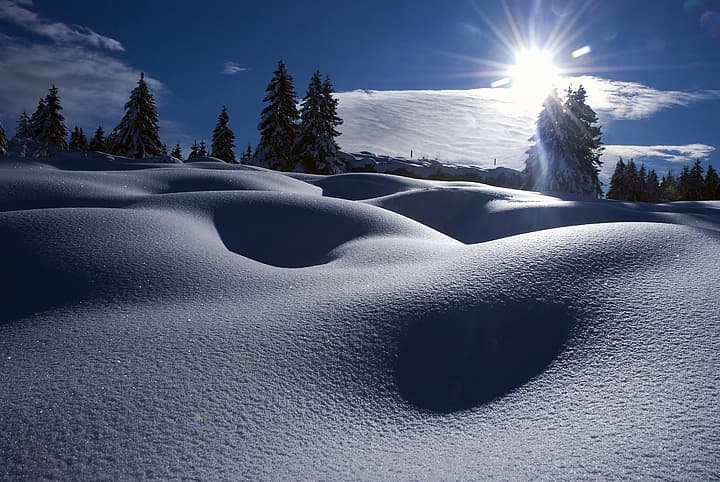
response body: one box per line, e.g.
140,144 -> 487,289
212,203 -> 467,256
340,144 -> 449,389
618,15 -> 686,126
677,165 -> 692,200
704,165 -> 720,200
89,126 -> 106,151
188,140 -> 200,159
524,86 -> 603,196
161,143 -> 169,156
606,158 -> 627,200
645,169 -> 660,203
295,71 -> 344,174
198,140 -> 208,157
0,122 -> 7,155
660,171 -> 679,202
170,143 -> 182,159
686,160 -> 705,201
39,85 -> 68,150
211,105 -> 236,162
239,144 -> 253,164
30,98 -> 47,139
15,111 -> 32,140
255,60 -> 300,170
68,126 -> 88,150
111,72 -> 162,158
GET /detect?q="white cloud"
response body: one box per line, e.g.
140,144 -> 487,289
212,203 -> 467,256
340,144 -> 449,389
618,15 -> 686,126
0,39 -> 163,131
335,77 -> 719,170
600,144 -> 716,178
0,0 -> 124,51
221,61 -> 248,75
570,76 -> 720,121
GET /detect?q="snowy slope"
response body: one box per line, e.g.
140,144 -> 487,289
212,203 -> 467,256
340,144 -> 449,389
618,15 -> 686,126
1,152 -> 719,480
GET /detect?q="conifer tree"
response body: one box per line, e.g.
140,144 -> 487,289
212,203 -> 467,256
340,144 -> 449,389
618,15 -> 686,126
188,140 -> 200,160
39,85 -> 68,150
15,111 -> 32,140
69,126 -> 88,150
170,143 -> 182,159
255,60 -> 300,170
161,143 -> 168,157
198,140 -> 208,157
295,71 -> 344,174
0,122 -> 7,155
239,144 -> 253,164
30,98 -> 47,139
111,72 -> 162,158
660,171 -> 679,202
89,126 -> 106,151
211,105 -> 236,162
704,165 -> 719,200
687,160 -> 705,201
606,158 -> 627,200
645,169 -> 660,203
524,86 -> 603,196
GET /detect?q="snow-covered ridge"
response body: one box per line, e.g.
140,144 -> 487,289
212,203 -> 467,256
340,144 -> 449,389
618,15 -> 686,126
1,151 -> 719,479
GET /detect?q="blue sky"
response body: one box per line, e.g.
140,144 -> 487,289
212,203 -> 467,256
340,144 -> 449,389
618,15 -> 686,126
0,0 -> 718,180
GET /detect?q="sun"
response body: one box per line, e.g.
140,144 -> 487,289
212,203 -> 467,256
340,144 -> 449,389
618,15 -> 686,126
507,48 -> 559,105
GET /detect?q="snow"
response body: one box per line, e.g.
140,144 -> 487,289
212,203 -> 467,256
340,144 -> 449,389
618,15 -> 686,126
1,151 -> 719,479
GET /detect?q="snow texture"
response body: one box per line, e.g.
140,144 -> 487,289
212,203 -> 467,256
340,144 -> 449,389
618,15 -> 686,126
1,151 -> 719,480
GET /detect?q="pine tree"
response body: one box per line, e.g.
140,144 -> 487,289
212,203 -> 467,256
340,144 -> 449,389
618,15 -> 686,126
677,165 -> 692,200
687,160 -> 705,201
198,140 -> 208,157
295,71 -> 344,174
170,143 -> 182,159
645,169 -> 660,203
524,86 -> 603,196
68,126 -> 88,150
188,140 -> 200,160
39,85 -> 68,150
89,126 -> 106,151
606,158 -> 627,200
0,122 -> 7,155
210,105 -> 236,162
111,72 -> 162,158
30,98 -> 47,139
704,165 -> 720,200
660,171 -> 679,202
255,60 -> 300,170
239,144 -> 253,164
15,111 -> 32,140
626,159 -> 641,201
563,85 -> 603,196
161,143 -> 169,157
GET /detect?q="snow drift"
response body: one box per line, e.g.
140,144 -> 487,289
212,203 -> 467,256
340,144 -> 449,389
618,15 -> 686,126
1,152 -> 719,479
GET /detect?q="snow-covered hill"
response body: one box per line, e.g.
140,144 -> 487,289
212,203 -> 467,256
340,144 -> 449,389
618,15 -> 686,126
1,152 -> 719,479
340,150 -> 525,188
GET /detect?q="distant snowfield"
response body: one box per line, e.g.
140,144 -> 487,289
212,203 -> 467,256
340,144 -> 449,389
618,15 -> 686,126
1,152 -> 719,479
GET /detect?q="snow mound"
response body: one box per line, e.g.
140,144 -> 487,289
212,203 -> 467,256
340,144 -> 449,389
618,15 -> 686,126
1,151 -> 719,479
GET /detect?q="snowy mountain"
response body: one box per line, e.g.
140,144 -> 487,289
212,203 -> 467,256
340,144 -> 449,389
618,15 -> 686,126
1,151 -> 719,479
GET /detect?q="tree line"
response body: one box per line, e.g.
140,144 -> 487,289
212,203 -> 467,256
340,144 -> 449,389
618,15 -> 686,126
2,65 -> 717,202
0,60 -> 343,174
607,157 -> 720,202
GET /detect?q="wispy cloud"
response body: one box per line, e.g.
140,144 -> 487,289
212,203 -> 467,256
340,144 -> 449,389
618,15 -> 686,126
220,61 -> 248,75
603,144 -> 716,164
0,38 -> 162,130
335,77 -> 719,170
0,0 -> 124,51
600,144 -> 716,179
571,75 -> 720,121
